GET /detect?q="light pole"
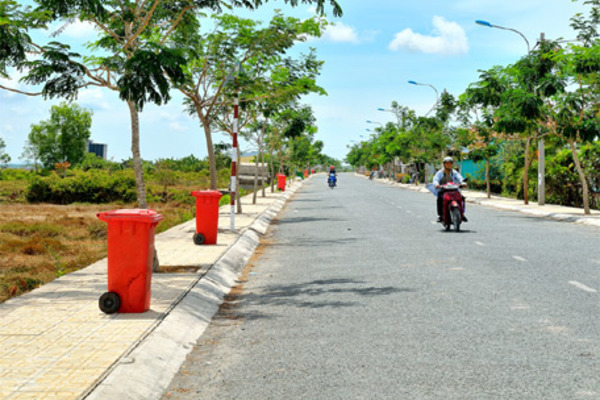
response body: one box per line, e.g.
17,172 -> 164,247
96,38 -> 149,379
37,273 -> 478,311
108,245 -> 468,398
408,80 -> 439,115
475,20 -> 545,205
475,20 -> 530,53
378,107 -> 402,125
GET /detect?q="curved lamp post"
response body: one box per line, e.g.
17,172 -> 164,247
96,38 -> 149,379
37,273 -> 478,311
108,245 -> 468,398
378,107 -> 402,125
475,19 -> 544,205
475,20 -> 530,53
408,80 -> 439,116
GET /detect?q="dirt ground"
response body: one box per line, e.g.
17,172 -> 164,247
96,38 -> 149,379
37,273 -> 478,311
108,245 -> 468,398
0,202 -> 194,303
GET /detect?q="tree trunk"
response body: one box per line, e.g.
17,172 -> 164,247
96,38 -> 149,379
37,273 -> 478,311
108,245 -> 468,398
485,157 -> 491,199
259,146 -> 266,198
569,139 -> 591,215
127,100 -> 147,209
252,149 -> 259,205
269,149 -> 275,193
196,104 -> 217,190
236,146 -> 242,214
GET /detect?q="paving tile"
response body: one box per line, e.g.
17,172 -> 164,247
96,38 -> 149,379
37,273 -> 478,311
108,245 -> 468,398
0,187 -> 296,398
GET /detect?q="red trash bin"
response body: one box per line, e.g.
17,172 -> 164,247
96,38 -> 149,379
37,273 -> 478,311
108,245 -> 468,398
191,190 -> 222,245
277,174 -> 286,191
303,169 -> 309,178
96,209 -> 163,314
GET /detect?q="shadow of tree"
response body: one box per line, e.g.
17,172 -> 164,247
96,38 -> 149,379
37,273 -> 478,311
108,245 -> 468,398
229,278 -> 416,320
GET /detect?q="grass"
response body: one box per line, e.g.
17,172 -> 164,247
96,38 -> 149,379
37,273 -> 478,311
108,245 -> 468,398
0,174 -> 238,304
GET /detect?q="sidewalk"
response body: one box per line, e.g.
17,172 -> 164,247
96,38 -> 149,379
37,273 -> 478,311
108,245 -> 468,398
0,178 -> 307,400
368,175 -> 600,228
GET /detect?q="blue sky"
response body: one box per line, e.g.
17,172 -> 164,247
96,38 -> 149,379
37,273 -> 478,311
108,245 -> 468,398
0,0 -> 591,164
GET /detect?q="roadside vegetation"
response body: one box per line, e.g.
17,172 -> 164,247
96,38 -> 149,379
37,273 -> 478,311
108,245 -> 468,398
0,1 -> 344,303
346,0 -> 600,213
0,154 -> 227,303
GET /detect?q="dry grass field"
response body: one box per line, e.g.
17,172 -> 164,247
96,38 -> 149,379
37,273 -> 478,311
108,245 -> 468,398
0,200 -> 200,304
0,169 -> 226,303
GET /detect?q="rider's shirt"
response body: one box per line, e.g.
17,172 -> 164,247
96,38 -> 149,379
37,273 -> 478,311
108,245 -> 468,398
432,168 -> 464,188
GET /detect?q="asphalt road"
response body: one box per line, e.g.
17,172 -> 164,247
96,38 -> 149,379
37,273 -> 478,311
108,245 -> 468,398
162,173 -> 600,400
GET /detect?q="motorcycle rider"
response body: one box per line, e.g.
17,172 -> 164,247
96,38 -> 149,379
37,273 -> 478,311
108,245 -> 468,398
328,165 -> 337,186
432,156 -> 467,223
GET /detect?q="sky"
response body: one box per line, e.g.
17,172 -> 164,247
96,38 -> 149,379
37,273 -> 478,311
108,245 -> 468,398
0,0 -> 592,164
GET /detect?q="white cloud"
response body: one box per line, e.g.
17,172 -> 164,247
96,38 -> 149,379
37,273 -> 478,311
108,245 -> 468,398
169,121 -> 189,132
389,16 -> 468,56
322,22 -> 360,43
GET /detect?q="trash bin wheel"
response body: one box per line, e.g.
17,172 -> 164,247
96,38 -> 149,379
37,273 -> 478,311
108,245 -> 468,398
99,292 -> 121,314
193,233 -> 205,245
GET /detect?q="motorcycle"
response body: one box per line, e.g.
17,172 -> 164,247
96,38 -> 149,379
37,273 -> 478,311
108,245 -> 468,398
328,173 -> 337,189
439,182 -> 466,232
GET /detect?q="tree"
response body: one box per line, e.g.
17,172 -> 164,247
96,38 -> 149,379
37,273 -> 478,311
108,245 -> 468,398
0,1 -> 193,207
460,67 -> 506,198
27,102 -> 92,169
1,1 -> 341,208
171,12 -> 323,189
20,140 -> 39,171
0,137 -> 10,167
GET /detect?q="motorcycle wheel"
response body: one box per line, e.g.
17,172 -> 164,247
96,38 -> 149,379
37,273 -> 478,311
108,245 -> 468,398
451,207 -> 461,232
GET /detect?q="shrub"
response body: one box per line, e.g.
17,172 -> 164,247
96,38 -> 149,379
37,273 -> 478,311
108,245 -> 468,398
25,170 -> 137,204
467,179 -> 503,194
0,169 -> 32,181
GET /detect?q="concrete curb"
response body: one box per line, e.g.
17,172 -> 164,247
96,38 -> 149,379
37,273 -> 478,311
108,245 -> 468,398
84,183 -> 302,400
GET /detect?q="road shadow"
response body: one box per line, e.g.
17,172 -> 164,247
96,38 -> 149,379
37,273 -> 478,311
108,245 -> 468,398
232,278 -> 416,320
267,237 -> 359,247
438,229 -> 478,234
271,216 -> 346,225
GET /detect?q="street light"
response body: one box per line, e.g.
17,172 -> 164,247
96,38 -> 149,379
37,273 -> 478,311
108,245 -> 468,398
475,19 -> 544,205
378,107 -> 402,125
366,120 -> 382,126
408,80 -> 439,115
475,20 -> 530,53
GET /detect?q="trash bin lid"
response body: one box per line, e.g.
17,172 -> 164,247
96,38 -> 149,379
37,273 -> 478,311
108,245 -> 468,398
97,209 -> 163,224
191,190 -> 223,198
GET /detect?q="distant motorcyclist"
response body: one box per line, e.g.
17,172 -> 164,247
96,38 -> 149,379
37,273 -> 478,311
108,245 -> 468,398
432,156 -> 467,222
328,166 -> 337,186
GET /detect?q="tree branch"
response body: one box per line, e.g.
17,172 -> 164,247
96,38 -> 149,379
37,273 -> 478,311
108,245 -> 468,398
0,85 -> 42,96
125,0 -> 162,50
160,6 -> 195,45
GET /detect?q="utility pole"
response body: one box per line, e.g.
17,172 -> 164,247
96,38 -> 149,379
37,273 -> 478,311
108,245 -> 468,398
538,32 -> 546,206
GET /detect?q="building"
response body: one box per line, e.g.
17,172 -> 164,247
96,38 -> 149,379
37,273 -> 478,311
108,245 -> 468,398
87,140 -> 107,160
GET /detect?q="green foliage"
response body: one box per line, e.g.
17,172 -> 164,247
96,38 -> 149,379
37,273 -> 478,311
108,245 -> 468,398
154,154 -> 209,172
0,168 -> 31,181
0,136 -> 10,166
0,1 -> 51,78
76,152 -> 123,172
118,45 -> 186,110
28,102 -> 93,169
25,170 -> 137,204
466,179 -> 503,194
21,42 -> 86,100
546,142 -> 600,208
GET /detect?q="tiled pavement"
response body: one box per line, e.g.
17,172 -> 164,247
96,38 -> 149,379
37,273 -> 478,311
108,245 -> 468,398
0,180 -> 303,400
3,174 -> 600,399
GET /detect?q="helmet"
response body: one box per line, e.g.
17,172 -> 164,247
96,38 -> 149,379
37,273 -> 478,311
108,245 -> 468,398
330,165 -> 334,170
443,156 -> 454,163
